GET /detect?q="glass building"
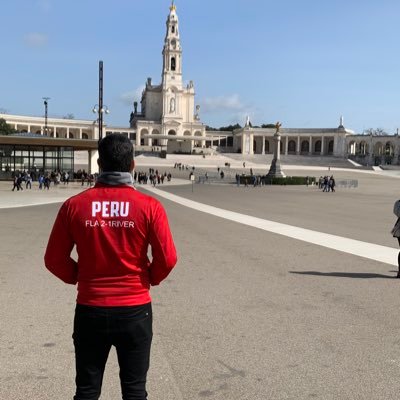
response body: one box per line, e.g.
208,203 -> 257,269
0,133 -> 98,179
0,144 -> 74,173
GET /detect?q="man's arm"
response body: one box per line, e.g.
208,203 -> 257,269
44,202 -> 78,285
148,201 -> 177,286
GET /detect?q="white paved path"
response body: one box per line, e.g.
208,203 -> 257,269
1,180 -> 397,266
143,186 -> 398,267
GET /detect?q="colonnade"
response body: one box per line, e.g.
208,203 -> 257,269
241,134 -> 335,156
13,123 -> 93,139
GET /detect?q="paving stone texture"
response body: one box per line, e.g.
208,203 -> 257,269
1,163 -> 400,399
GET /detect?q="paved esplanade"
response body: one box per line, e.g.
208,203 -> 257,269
1,167 -> 400,399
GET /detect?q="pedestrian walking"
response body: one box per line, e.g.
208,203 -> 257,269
329,176 -> 336,192
25,173 -> 32,189
44,134 -> 178,399
392,200 -> 400,278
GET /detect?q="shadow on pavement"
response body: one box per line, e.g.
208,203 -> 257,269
289,271 -> 397,279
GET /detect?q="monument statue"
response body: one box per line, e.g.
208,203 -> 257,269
267,121 -> 286,178
170,98 -> 175,113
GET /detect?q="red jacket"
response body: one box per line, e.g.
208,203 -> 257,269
44,184 -> 177,306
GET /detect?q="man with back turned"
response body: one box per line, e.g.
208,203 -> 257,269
44,133 -> 178,400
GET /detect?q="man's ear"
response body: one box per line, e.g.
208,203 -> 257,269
130,160 -> 135,172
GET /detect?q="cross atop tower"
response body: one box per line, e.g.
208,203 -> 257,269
162,1 -> 182,89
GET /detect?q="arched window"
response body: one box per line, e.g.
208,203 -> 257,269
288,140 -> 296,153
301,140 -> 309,153
171,57 -> 176,71
82,133 -> 89,139
314,140 -> 321,153
265,140 -> 270,153
385,142 -> 394,156
171,25 -> 175,33
328,140 -> 334,154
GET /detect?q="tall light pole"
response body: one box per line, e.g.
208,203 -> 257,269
92,61 -> 109,141
43,97 -> 50,136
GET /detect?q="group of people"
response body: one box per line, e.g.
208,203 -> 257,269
174,162 -> 192,171
318,175 -> 336,192
76,170 -> 96,186
11,170 -> 72,191
134,169 -> 172,186
235,173 -> 264,187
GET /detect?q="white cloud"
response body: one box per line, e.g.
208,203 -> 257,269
119,86 -> 145,106
200,94 -> 245,113
24,32 -> 48,48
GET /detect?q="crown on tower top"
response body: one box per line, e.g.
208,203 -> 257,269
170,1 -> 176,11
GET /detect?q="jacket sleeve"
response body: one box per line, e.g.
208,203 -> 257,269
44,202 -> 78,285
148,200 -> 178,286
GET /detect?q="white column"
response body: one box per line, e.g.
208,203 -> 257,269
67,127 -> 70,139
297,136 -> 300,155
136,130 -> 141,147
262,136 -> 265,154
321,137 -> 324,155
285,136 -> 288,155
309,135 -> 312,155
241,134 -> 246,154
14,124 -> 17,130
79,128 -> 82,139
53,127 -> 57,138
249,133 -> 254,154
88,150 -> 99,174
28,125 -> 31,133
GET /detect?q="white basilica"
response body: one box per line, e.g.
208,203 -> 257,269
1,1 -> 400,172
129,2 -> 206,154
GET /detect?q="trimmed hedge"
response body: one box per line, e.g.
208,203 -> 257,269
239,175 -> 316,185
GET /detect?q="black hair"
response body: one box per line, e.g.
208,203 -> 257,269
98,134 -> 133,172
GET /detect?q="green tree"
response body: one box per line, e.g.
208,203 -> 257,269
0,118 -> 16,135
218,123 -> 242,132
261,123 -> 276,128
364,128 -> 388,136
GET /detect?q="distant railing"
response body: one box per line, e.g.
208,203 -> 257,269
336,179 -> 358,188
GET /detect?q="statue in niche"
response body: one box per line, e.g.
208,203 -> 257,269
170,98 -> 176,113
195,104 -> 200,120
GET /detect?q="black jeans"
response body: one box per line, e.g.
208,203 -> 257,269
73,302 -> 152,400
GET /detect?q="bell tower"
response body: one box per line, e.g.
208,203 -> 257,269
162,1 -> 183,90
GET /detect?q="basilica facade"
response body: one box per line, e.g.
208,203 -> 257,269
1,2 -> 400,171
127,3 -> 360,159
129,3 -> 206,154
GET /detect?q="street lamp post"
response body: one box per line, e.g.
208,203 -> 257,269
92,61 -> 109,141
42,97 -> 50,136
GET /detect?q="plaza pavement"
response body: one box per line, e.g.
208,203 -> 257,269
1,164 -> 400,399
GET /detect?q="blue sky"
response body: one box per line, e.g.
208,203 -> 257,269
1,0 -> 400,133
